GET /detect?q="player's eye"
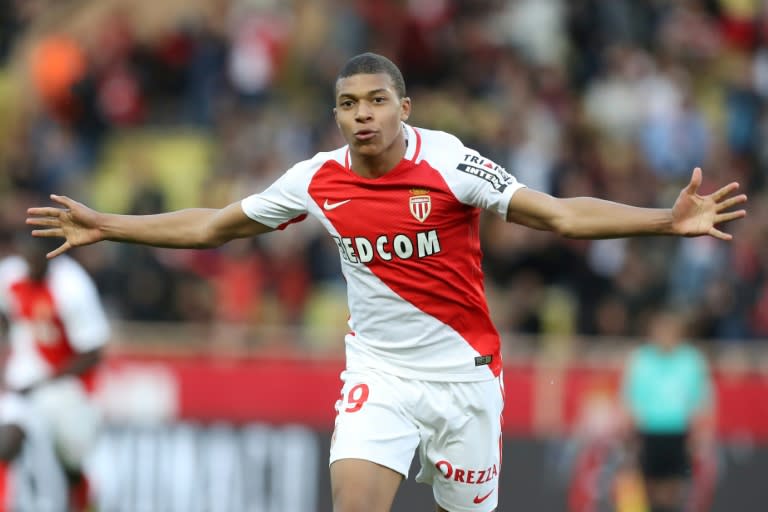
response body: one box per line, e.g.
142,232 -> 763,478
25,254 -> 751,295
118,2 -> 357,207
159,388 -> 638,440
373,97 -> 386,104
340,99 -> 355,108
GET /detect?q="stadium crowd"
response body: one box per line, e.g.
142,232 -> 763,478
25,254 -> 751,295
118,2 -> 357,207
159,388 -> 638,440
1,0 -> 767,346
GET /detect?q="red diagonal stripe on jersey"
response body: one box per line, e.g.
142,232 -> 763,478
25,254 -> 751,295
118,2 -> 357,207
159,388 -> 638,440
9,280 -> 97,388
308,159 -> 501,376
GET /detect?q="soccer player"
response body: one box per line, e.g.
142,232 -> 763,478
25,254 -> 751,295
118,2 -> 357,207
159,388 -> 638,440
26,53 -> 746,512
0,236 -> 110,511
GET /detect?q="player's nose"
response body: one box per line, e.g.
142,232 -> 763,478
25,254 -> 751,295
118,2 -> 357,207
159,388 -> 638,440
355,101 -> 373,121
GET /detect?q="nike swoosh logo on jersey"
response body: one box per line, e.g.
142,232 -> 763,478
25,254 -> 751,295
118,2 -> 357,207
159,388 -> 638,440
473,489 -> 494,504
324,199 -> 352,210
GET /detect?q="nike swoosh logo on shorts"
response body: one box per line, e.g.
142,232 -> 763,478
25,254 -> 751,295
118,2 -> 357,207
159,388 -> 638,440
323,199 -> 352,210
473,489 -> 494,504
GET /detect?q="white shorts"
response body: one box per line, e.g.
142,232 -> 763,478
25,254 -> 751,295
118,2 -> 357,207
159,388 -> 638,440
33,377 -> 103,470
0,392 -> 69,512
329,368 -> 504,512
0,378 -> 102,471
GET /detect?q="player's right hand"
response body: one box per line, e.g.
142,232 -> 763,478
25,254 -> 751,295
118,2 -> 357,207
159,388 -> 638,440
26,194 -> 104,258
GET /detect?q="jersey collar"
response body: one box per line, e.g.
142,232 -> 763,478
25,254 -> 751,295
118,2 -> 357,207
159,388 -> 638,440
343,123 -> 422,171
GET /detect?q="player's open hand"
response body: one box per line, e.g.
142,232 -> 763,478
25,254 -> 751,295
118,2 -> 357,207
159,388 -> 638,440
26,195 -> 104,258
671,167 -> 747,240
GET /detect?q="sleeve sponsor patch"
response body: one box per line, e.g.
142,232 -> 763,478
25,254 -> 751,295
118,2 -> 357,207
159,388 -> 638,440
456,154 -> 514,192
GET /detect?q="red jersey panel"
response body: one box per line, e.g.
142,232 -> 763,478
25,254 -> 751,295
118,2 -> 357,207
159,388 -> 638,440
8,281 -> 81,381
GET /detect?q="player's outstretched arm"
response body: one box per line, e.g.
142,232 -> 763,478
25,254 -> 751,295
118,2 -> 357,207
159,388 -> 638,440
27,194 -> 273,258
506,167 -> 747,240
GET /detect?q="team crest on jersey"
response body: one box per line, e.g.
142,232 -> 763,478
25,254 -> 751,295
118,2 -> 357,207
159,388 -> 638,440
409,188 -> 432,223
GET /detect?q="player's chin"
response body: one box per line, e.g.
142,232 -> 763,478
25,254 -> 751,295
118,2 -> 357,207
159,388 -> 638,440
354,141 -> 381,155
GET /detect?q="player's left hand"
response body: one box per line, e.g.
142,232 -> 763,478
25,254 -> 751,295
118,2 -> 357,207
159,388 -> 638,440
671,167 -> 747,240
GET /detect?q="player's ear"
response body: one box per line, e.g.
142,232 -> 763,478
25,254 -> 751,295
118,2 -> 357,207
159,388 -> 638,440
333,107 -> 339,125
400,97 -> 411,121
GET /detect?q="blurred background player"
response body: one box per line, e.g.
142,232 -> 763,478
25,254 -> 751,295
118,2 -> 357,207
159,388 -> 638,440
0,235 -> 110,511
621,307 -> 716,512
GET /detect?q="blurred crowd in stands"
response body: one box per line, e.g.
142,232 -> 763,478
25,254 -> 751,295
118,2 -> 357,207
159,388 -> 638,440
0,0 -> 767,347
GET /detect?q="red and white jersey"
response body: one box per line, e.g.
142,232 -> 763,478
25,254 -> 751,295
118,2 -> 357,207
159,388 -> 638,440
242,124 -> 526,381
0,255 -> 110,390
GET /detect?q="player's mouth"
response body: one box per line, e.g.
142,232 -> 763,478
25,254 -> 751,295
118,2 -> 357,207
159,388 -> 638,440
354,129 -> 377,141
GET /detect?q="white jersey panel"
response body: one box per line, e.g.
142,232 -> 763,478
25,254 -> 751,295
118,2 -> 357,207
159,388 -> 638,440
414,128 -> 526,218
240,149 -> 345,228
342,264 -> 490,381
49,257 -> 110,353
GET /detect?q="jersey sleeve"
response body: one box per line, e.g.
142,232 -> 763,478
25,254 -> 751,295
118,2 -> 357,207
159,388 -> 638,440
51,258 -> 110,352
240,156 -> 319,229
429,132 -> 526,218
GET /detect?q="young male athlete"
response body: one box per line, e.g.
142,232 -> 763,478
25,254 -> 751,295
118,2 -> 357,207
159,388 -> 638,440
26,53 -> 746,512
0,236 -> 110,511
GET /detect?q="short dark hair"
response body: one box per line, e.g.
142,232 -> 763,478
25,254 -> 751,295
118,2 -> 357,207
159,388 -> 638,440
336,52 -> 406,98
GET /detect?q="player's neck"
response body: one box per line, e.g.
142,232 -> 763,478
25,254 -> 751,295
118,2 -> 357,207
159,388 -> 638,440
349,130 -> 407,179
